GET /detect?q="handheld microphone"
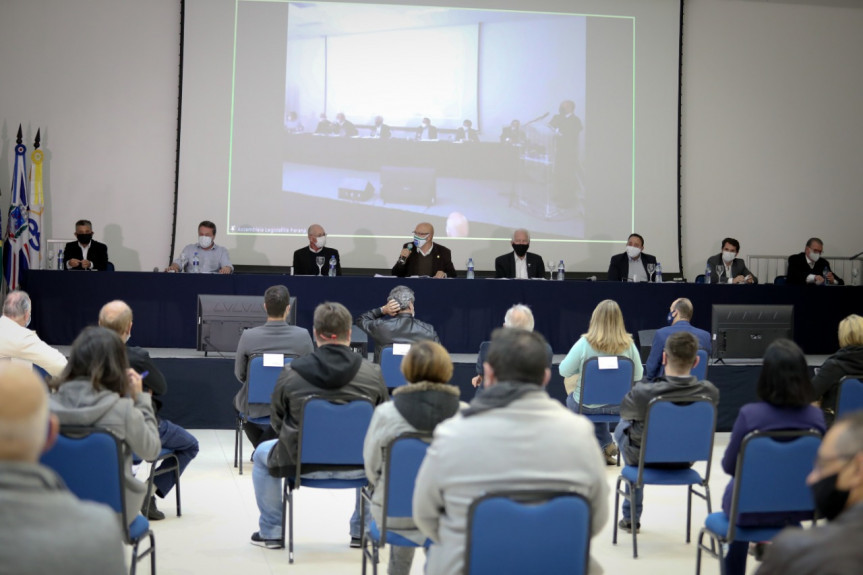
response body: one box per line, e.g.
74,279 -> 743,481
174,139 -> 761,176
397,242 -> 414,265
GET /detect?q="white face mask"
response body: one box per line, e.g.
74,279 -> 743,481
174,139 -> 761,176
625,245 -> 641,259
808,251 -> 820,263
414,236 -> 428,249
198,235 -> 213,249
722,251 -> 736,263
313,236 -> 326,249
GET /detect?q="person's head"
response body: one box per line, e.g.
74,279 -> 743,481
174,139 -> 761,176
483,328 -> 550,387
422,117 -> 430,127
388,285 -> 415,315
264,285 -> 290,319
626,233 -> 644,259
319,113 -> 328,121
721,238 -> 740,259
503,304 -> 535,332
74,219 -> 94,245
805,237 -> 824,262
98,300 -> 133,342
668,297 -> 693,324
559,100 -> 575,115
663,331 -> 700,376
374,116 -> 383,127
807,411 -> 863,520
312,301 -> 352,346
0,363 -> 57,463
838,314 -> 863,348
510,119 -> 520,130
585,299 -> 631,355
2,290 -> 32,328
198,220 -> 217,249
755,339 -> 814,407
336,112 -> 346,123
413,222 -> 434,247
58,326 -> 130,396
511,228 -> 530,257
307,224 -> 326,250
463,119 -> 472,129
401,340 -> 453,384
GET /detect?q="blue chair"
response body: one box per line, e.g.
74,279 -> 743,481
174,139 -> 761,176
693,349 -> 709,381
41,427 -> 156,575
695,430 -> 822,575
281,396 -> 375,562
234,353 -> 294,474
361,433 -> 433,575
836,376 -> 863,418
773,275 -> 787,285
613,396 -> 717,558
465,490 -> 592,575
695,274 -> 706,284
576,356 -> 635,422
379,346 -> 409,389
143,448 -> 181,517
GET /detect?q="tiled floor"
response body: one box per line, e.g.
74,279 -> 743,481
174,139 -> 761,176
140,430 -> 761,574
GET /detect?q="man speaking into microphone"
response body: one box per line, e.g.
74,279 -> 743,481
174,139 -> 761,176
391,222 -> 456,279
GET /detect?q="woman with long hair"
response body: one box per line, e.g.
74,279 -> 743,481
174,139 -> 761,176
812,314 -> 863,426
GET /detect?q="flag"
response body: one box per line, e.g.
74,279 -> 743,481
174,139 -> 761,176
28,129 -> 45,270
4,125 -> 31,290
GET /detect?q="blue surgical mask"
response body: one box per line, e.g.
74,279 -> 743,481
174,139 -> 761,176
667,311 -> 675,325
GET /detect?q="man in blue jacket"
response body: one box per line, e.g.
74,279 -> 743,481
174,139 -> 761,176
644,298 -> 711,380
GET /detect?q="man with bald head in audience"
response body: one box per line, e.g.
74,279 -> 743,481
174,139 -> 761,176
0,363 -> 126,573
0,290 -> 67,378
99,300 -> 199,520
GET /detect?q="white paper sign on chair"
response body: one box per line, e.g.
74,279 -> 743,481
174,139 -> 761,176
263,353 -> 285,367
392,343 -> 411,356
598,356 -> 619,370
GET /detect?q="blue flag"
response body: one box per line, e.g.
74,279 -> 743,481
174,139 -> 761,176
4,128 -> 31,290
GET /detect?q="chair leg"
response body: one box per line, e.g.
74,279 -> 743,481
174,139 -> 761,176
612,476 -> 622,544
234,417 -> 240,468
173,455 -> 182,517
238,424 -> 244,476
288,487 -> 295,563
149,531 -> 156,575
687,486 -> 693,543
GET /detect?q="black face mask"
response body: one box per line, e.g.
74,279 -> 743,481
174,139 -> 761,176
810,472 -> 850,521
512,244 -> 529,257
77,234 -> 93,245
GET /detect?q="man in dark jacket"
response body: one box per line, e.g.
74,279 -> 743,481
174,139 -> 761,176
614,331 -> 719,532
355,285 -> 440,363
787,237 -> 843,285
250,302 -> 388,549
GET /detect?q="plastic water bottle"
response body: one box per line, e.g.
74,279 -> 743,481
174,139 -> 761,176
191,251 -> 200,273
704,264 -> 711,284
557,260 -> 565,281
822,264 -> 831,286
466,258 -> 475,279
655,262 -> 663,283
57,249 -> 64,270
328,255 -> 337,277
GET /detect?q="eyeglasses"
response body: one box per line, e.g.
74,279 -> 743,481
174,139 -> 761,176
413,231 -> 430,237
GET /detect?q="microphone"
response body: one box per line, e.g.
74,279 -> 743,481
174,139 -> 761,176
397,242 -> 414,265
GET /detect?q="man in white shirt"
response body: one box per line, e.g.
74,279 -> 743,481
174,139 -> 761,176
0,290 -> 67,378
494,229 -> 545,279
166,220 -> 233,274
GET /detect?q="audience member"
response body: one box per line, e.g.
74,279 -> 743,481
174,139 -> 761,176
292,223 -> 342,276
391,222 -> 456,278
559,299 -> 644,464
363,340 -> 460,575
607,233 -> 658,282
63,219 -> 109,271
644,297 -> 711,380
0,363 -> 126,574
413,329 -> 609,575
234,285 -> 313,447
494,228 -> 545,279
615,331 -> 719,532
787,237 -> 843,285
50,326 -> 161,522
355,285 -> 440,363
99,300 -> 199,520
0,290 -> 67,378
167,220 -> 233,274
756,411 -> 863,574
705,237 -> 757,284
249,302 -> 388,549
812,314 -> 863,426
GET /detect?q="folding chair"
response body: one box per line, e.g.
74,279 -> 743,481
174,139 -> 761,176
465,490 -> 592,575
234,353 -> 293,474
695,430 -> 822,575
660,349 -> 709,381
142,448 -> 181,517
379,346 -> 409,390
576,356 -> 635,466
41,426 -> 156,575
613,396 -> 717,558
281,396 -> 375,562
836,376 -> 863,418
361,433 -> 433,575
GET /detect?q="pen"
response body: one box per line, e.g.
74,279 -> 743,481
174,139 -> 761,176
140,371 -> 149,379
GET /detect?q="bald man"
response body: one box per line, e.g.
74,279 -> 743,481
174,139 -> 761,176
392,222 -> 456,279
99,300 -> 199,520
0,290 -> 67,377
644,298 -> 712,380
292,224 -> 342,276
0,364 -> 126,573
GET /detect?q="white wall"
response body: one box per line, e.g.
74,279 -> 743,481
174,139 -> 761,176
1,0 -> 861,275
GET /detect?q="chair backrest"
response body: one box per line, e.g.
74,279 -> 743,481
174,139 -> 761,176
105,261 -> 115,272
639,396 -> 717,479
695,274 -> 706,284
298,397 -> 375,470
773,275 -> 787,285
247,353 -> 293,405
837,376 -> 863,418
692,349 -> 709,381
380,346 -> 408,389
380,434 -> 432,538
728,430 -> 822,536
466,490 -> 591,575
578,356 -> 635,410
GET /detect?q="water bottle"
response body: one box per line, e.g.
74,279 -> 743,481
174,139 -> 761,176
704,264 -> 711,283
822,264 -> 831,285
191,251 -> 200,273
557,260 -> 565,281
466,258 -> 475,279
57,248 -> 64,270
328,255 -> 337,277
655,262 -> 663,283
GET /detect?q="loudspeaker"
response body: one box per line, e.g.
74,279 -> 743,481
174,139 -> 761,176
380,166 -> 436,206
338,178 -> 374,201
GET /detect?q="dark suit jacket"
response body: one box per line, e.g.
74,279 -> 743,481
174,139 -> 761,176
292,246 -> 342,276
391,242 -> 456,278
372,124 -> 391,139
500,126 -> 525,144
63,239 -> 109,271
494,252 -> 545,279
127,345 -> 167,413
455,127 -> 479,142
787,252 -> 844,285
416,125 -> 438,140
705,254 -> 758,284
607,252 -> 658,282
336,120 -> 358,137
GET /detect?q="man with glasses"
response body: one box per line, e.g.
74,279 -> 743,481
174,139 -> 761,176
786,237 -> 843,285
756,411 -> 863,574
391,222 -> 456,278
292,223 -> 342,276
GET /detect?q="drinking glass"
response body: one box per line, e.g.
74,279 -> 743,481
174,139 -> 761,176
646,263 -> 655,281
315,255 -> 325,276
716,265 -> 725,282
546,261 -> 556,280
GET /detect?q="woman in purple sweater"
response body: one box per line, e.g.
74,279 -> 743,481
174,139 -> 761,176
720,339 -> 826,575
